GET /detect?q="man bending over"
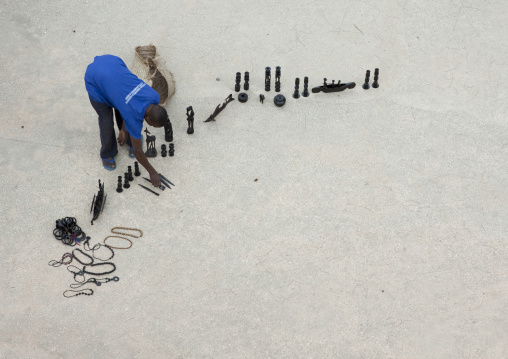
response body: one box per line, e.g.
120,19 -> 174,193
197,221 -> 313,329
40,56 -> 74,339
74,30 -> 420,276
85,54 -> 165,186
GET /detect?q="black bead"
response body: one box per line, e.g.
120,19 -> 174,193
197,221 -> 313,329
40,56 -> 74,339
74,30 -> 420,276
274,94 -> 286,107
238,92 -> 248,103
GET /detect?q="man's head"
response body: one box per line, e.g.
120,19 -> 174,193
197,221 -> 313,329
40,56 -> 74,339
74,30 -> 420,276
145,104 -> 168,127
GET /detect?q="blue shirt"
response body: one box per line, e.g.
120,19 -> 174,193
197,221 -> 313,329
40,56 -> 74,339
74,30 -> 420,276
85,55 -> 160,139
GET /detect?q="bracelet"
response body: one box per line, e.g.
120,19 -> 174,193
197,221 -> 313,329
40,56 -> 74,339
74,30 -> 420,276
111,227 -> 143,238
103,236 -> 133,249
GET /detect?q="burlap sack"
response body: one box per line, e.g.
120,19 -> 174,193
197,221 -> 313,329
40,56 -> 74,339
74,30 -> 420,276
130,45 -> 175,106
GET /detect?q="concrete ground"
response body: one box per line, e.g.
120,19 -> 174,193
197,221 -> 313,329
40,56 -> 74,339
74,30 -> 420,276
1,0 -> 507,358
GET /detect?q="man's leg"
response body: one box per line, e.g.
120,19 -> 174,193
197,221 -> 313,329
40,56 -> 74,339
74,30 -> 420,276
114,108 -> 134,153
89,97 -> 118,161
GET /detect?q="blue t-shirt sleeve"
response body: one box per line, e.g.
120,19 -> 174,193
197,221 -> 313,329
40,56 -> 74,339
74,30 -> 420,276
122,85 -> 160,139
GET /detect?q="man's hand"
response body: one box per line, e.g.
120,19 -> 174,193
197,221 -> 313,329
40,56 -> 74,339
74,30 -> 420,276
117,129 -> 128,146
149,171 -> 161,187
131,136 -> 159,185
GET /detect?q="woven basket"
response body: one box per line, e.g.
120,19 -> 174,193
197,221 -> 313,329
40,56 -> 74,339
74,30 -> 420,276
130,45 -> 175,106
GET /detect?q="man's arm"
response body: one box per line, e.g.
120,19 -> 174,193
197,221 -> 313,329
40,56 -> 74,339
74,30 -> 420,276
117,122 -> 128,146
130,136 -> 161,187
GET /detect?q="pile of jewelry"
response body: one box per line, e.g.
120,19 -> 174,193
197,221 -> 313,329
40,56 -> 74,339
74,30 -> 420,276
49,225 -> 143,298
53,217 -> 86,246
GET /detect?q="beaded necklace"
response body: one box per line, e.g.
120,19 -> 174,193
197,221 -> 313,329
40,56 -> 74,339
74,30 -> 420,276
48,253 -> 73,267
103,236 -> 133,249
111,227 -> 143,238
72,249 -> 94,265
83,237 -> 115,261
63,289 -> 93,298
83,262 -> 116,276
70,276 -> 119,288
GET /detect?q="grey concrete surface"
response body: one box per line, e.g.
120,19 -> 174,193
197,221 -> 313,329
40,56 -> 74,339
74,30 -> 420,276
1,0 -> 507,358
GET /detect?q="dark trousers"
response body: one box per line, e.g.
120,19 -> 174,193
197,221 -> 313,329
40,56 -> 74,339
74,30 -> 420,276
89,97 -> 132,158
